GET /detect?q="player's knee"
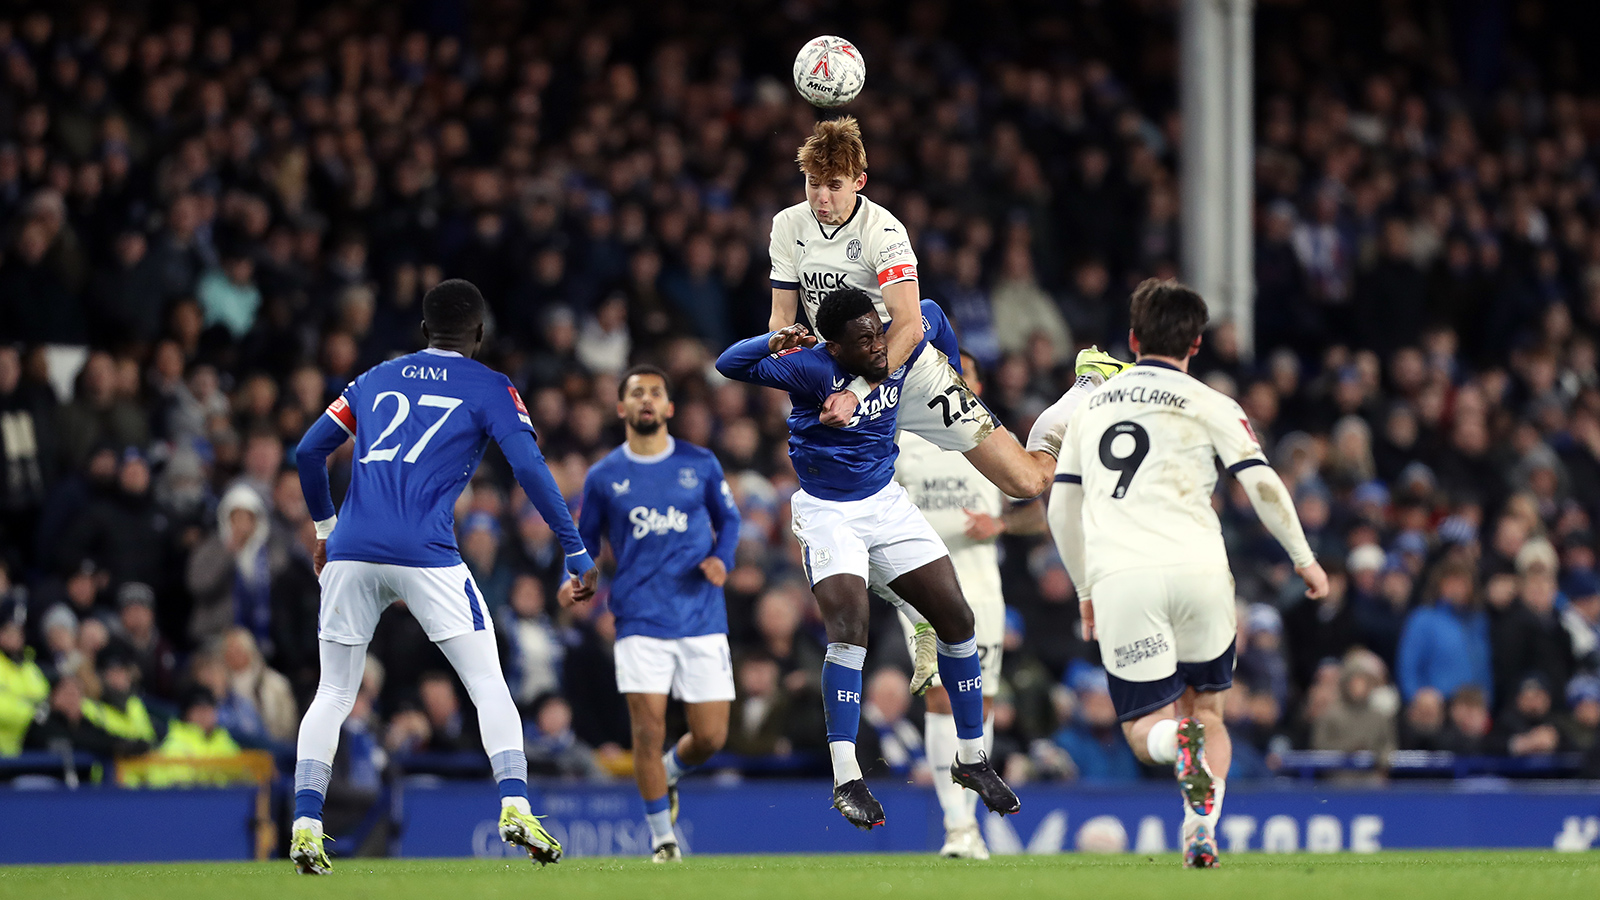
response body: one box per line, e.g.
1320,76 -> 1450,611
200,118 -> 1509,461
631,717 -> 666,752
691,722 -> 728,754
933,600 -> 975,643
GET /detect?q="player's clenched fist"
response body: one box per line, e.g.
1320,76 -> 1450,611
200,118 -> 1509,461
768,323 -> 816,353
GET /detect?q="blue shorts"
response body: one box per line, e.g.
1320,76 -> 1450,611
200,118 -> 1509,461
1106,639 -> 1236,723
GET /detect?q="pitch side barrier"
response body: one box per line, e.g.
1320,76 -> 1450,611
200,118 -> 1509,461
3,774 -> 1599,863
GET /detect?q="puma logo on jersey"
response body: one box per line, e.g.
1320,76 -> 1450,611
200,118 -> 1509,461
611,479 -> 630,496
796,239 -> 806,248
629,506 -> 689,538
883,226 -> 899,232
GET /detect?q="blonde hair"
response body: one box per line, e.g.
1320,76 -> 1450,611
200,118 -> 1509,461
797,116 -> 867,181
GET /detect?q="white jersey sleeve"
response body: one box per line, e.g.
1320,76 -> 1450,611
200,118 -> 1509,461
865,207 -> 918,290
1201,390 -> 1268,473
769,209 -> 800,288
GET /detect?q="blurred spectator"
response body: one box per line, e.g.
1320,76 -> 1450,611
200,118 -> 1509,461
1397,561 -> 1492,704
498,574 -> 564,709
1235,603 -> 1289,710
1490,568 -> 1578,707
1309,650 -> 1398,784
58,448 -> 174,597
191,650 -> 271,748
726,653 -> 792,757
56,353 -> 148,471
1284,562 -> 1361,690
857,667 -> 925,781
0,346 -> 58,565
1557,676 -> 1600,756
145,688 -> 243,786
415,671 -> 476,754
1438,687 -> 1494,756
24,672 -> 148,758
1489,676 -> 1565,757
111,582 -> 177,700
525,694 -> 604,780
460,512 -> 515,617
0,597 -> 49,756
1399,687 -> 1449,752
81,646 -> 160,747
1053,667 -> 1140,785
186,484 -> 304,653
220,628 -> 297,744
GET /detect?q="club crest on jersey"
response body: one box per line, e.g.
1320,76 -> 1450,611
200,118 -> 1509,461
611,479 -> 630,496
846,239 -> 862,261
812,546 -> 832,568
678,467 -> 699,488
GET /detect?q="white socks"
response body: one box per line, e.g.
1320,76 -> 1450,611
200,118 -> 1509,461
501,796 -> 531,814
645,807 -> 674,848
1147,718 -> 1179,764
1025,376 -> 1097,455
293,817 -> 322,838
662,748 -> 685,785
830,741 -> 864,785
925,712 -> 972,829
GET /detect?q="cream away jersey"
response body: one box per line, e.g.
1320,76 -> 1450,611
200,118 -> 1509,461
769,194 -> 918,325
893,430 -> 1004,561
1056,360 -> 1267,586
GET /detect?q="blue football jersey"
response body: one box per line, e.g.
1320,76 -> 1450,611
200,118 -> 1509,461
579,438 -> 740,641
715,301 -> 959,501
323,349 -> 536,567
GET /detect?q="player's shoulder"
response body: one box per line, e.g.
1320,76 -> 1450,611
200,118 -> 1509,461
585,444 -> 629,479
671,439 -> 718,463
772,201 -> 812,229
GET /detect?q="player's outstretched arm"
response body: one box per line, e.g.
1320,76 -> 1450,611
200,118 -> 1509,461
1233,463 -> 1327,598
295,413 -> 351,574
500,430 -> 597,600
880,280 -> 924,374
1045,476 -> 1093,639
715,327 -> 817,393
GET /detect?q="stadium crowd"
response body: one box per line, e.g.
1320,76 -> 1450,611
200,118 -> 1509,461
2,0 -> 1600,796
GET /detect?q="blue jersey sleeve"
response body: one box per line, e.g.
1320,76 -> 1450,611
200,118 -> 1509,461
578,467 -> 608,559
483,374 -> 537,444
703,456 -> 740,568
920,299 -> 962,375
716,334 -> 828,399
500,430 -> 592,570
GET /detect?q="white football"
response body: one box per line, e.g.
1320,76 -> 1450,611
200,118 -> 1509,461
1075,815 -> 1130,853
792,35 -> 865,108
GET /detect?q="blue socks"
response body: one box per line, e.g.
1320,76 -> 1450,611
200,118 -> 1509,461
822,643 -> 867,784
937,636 -> 987,762
294,759 -> 332,824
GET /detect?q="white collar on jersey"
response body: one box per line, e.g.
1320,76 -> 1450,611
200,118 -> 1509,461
422,348 -> 464,358
622,436 -> 676,464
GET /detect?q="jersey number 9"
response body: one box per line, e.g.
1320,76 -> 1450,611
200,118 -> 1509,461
1097,421 -> 1150,499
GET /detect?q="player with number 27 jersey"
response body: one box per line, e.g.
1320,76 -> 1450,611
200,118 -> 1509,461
322,350 -> 577,567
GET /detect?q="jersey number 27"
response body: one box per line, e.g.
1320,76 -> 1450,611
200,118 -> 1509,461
359,392 -> 463,464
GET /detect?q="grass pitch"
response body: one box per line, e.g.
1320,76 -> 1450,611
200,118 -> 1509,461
3,853 -> 1596,900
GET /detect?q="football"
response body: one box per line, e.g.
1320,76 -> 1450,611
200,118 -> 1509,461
792,35 -> 865,108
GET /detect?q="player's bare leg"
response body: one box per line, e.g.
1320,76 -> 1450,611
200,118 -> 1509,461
1123,687 -> 1229,868
887,559 -> 1018,815
626,692 -> 683,860
811,573 -> 883,829
657,699 -> 729,856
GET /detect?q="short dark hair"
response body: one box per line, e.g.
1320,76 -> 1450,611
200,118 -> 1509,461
422,279 -> 486,337
959,350 -> 984,385
618,364 -> 673,401
814,288 -> 877,342
1129,278 -> 1208,358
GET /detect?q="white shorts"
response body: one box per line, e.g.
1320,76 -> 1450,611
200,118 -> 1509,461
892,549 -> 1004,696
1090,565 -> 1238,721
613,634 -> 736,703
791,482 -> 949,587
896,345 -> 998,452
318,560 -> 492,645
